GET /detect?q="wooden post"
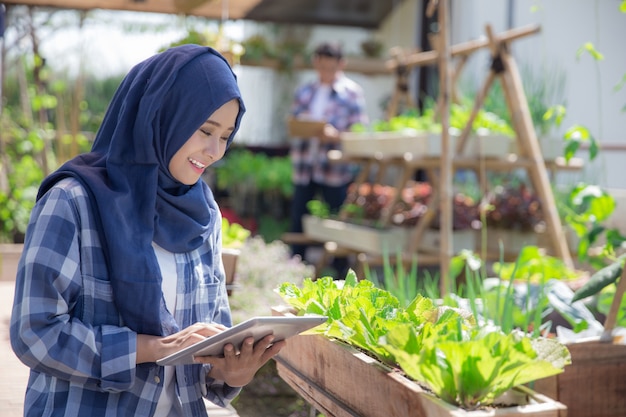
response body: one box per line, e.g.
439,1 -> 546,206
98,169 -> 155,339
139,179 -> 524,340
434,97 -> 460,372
435,0 -> 453,296
486,24 -> 573,267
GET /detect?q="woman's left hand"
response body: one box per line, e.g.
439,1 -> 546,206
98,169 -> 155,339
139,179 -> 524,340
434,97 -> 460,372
194,335 -> 286,387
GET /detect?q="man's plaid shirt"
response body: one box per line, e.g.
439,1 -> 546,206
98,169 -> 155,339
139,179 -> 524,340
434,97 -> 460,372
290,75 -> 368,186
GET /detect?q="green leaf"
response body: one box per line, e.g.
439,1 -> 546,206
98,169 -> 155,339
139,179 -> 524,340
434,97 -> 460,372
620,0 -> 626,13
543,105 -> 566,128
576,42 -> 604,61
545,280 -> 601,332
572,255 -> 626,301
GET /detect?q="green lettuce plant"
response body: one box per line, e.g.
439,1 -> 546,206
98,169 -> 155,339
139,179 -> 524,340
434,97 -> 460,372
276,272 -> 571,410
222,218 -> 251,249
384,324 -> 568,410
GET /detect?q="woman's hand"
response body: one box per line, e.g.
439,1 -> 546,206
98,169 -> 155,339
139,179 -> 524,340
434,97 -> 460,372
136,322 -> 228,364
194,335 -> 286,387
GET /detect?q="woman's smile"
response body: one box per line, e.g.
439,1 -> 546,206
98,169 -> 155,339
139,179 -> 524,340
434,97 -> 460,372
188,157 -> 207,173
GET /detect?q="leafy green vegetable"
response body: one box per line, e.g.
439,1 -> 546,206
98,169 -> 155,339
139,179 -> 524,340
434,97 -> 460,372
276,272 -> 571,409
222,218 -> 251,248
306,199 -> 330,218
352,104 -> 515,137
384,328 -> 570,410
493,246 -> 581,284
278,272 -> 411,362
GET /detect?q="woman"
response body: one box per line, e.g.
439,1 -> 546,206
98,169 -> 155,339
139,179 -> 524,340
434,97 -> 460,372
10,44 -> 284,417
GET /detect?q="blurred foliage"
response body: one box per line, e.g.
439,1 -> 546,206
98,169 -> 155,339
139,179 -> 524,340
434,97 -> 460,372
213,148 -> 293,226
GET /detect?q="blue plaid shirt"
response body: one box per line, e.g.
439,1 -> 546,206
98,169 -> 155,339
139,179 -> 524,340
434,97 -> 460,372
10,178 -> 239,417
290,75 -> 368,186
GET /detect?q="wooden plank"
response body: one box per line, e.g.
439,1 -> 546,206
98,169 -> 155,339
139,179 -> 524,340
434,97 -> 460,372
221,248 -> 239,296
533,341 -> 626,417
275,333 -> 429,417
3,0 -> 261,19
280,232 -> 322,246
0,244 -> 23,282
240,56 -> 389,76
436,0 -> 453,296
275,359 -> 362,417
386,24 -> 541,70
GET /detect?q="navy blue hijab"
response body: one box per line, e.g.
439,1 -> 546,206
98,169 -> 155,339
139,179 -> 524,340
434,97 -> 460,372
37,45 -> 245,336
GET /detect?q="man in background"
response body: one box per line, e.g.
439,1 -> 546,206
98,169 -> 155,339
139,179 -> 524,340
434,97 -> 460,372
288,41 -> 368,278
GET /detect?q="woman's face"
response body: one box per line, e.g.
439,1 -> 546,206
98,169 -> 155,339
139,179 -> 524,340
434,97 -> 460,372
169,99 -> 239,185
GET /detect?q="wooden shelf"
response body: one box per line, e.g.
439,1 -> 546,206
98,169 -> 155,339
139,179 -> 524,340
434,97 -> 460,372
321,148 -> 583,263
328,150 -> 584,172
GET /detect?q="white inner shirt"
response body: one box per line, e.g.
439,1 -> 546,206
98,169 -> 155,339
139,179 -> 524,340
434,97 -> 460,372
309,84 -> 331,121
152,242 -> 182,417
307,84 -> 332,164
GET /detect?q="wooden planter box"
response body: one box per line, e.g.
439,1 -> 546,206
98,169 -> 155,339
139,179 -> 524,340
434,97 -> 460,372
0,243 -> 23,282
287,118 -> 326,138
532,340 -> 626,417
272,308 -> 567,417
473,133 -> 515,157
221,248 -> 240,296
340,130 -> 431,158
339,131 -> 513,160
302,216 -> 475,256
507,135 -> 562,160
419,229 -> 476,254
479,228 -> 539,258
302,215 -> 409,255
428,132 -> 514,158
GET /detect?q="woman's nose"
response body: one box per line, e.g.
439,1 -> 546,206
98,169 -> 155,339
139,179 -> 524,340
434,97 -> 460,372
203,138 -> 219,160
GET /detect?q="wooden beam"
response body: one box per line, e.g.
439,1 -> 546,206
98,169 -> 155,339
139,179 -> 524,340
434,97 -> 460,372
2,0 -> 262,20
386,23 -> 541,70
488,23 -> 573,267
173,0 -> 216,14
435,0 -> 453,296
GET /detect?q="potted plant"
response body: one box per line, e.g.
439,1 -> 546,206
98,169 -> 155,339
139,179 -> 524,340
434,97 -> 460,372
479,182 -> 545,258
221,218 -> 251,295
340,111 -> 434,158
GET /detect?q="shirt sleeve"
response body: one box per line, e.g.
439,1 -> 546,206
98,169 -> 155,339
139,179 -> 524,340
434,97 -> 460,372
10,183 -> 137,392
291,83 -> 314,118
200,365 -> 242,406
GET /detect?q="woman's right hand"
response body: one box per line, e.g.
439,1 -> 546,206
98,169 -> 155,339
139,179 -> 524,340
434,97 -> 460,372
136,322 -> 228,364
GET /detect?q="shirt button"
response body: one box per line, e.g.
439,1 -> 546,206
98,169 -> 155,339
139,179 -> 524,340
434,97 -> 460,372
154,376 -> 161,384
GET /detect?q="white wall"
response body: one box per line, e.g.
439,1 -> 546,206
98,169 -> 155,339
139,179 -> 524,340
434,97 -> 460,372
451,0 -> 626,190
408,0 -> 625,189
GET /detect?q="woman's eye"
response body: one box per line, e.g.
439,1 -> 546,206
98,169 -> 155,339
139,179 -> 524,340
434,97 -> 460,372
220,136 -> 230,142
200,129 -> 211,137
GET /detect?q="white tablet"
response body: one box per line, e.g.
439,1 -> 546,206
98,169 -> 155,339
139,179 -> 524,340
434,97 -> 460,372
156,315 -> 328,366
